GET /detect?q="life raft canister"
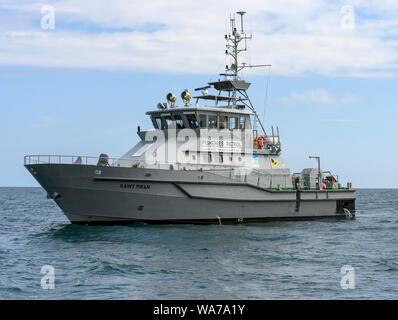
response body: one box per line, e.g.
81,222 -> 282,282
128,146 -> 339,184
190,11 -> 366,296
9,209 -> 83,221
256,135 -> 266,149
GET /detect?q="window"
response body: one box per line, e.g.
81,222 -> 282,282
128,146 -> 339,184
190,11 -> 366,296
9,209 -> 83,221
163,116 -> 172,129
208,152 -> 213,163
186,114 -> 199,128
219,152 -> 224,163
239,116 -> 246,129
208,115 -> 217,129
199,114 -> 207,128
154,117 -> 162,129
229,117 -> 238,129
219,116 -> 228,129
173,114 -> 185,129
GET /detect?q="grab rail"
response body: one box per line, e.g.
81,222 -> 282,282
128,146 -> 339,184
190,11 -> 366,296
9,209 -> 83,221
24,155 -> 124,166
24,155 -> 258,172
24,155 -> 348,190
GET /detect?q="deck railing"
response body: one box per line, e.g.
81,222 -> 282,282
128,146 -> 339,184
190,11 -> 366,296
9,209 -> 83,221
23,155 -> 262,172
27,155 -> 350,190
24,155 -> 126,166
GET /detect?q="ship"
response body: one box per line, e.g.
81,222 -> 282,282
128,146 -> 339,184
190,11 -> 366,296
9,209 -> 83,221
24,11 -> 355,224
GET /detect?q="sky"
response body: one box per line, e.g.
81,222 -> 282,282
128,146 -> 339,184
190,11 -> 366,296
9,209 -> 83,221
0,0 -> 397,187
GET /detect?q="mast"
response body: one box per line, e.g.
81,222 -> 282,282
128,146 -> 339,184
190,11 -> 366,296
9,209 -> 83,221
225,12 -> 271,136
226,12 -> 251,81
193,12 -> 272,138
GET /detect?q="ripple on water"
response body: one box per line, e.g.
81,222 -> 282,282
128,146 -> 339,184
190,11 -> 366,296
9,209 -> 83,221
0,188 -> 398,299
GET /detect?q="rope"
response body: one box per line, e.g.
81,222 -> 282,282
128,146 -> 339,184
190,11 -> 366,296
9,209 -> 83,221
262,66 -> 271,129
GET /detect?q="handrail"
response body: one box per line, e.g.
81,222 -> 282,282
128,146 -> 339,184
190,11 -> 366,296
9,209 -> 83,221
24,154 -> 348,190
23,155 -> 255,171
24,155 -> 135,167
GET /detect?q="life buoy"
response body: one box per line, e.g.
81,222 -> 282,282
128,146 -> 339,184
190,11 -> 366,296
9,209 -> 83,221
257,135 -> 266,149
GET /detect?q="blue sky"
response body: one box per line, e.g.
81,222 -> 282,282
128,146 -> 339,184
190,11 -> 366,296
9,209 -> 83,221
1,1 -> 398,187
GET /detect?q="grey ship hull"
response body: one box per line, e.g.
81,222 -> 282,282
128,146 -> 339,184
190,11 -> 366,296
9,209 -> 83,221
26,164 -> 355,224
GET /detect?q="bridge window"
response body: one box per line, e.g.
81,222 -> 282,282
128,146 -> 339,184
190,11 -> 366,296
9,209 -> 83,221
163,115 -> 172,129
186,114 -> 199,128
154,117 -> 162,129
219,116 -> 228,129
239,116 -> 246,129
229,117 -> 238,129
208,115 -> 217,129
199,114 -> 207,128
173,114 -> 185,129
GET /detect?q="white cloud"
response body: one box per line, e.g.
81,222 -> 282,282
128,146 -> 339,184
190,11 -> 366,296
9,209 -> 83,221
0,0 -> 398,77
280,89 -> 361,106
320,118 -> 366,123
340,93 -> 361,105
280,89 -> 335,105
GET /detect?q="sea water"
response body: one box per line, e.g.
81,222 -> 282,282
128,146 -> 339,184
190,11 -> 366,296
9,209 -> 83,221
0,187 -> 397,299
